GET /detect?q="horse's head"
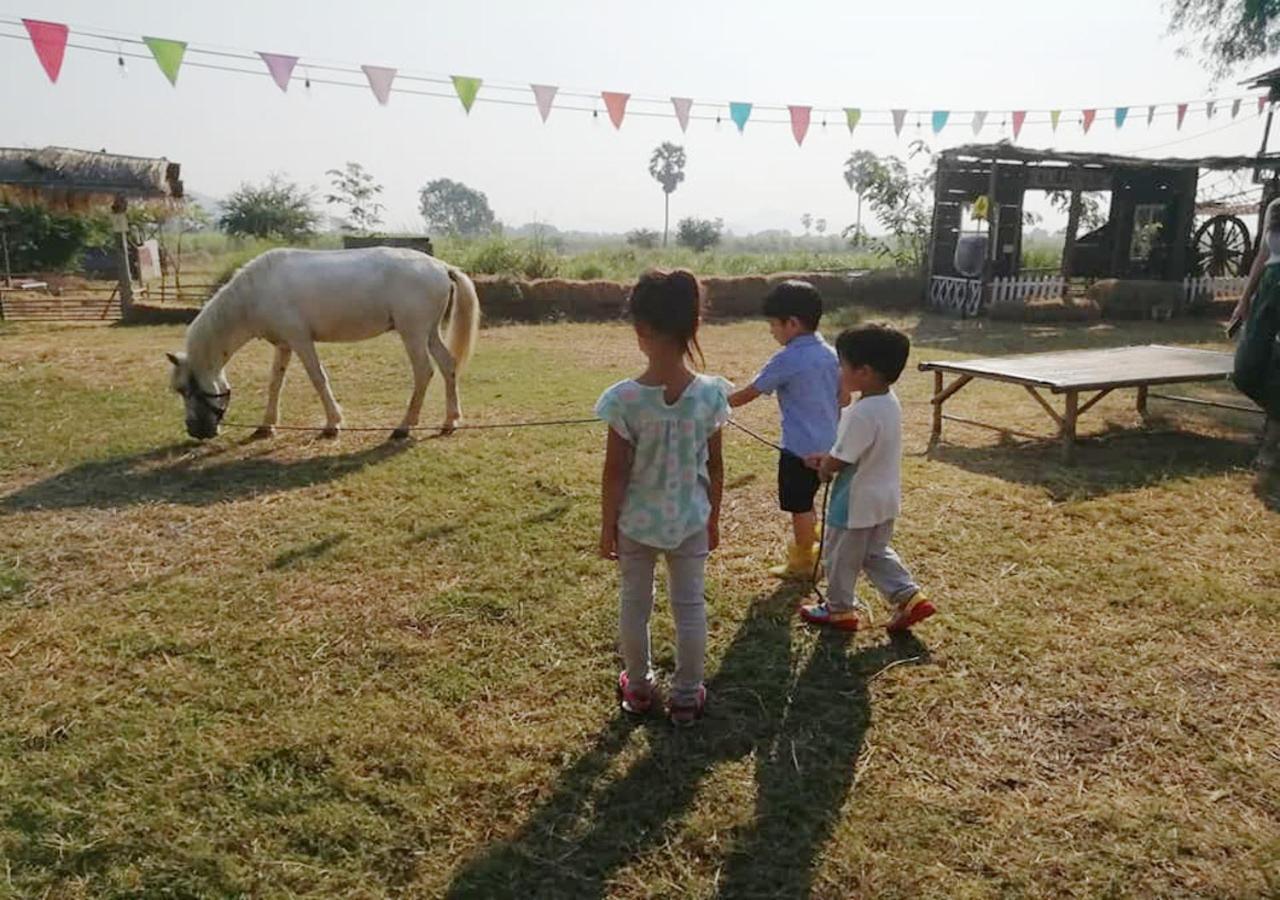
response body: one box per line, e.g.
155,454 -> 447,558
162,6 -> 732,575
166,351 -> 231,440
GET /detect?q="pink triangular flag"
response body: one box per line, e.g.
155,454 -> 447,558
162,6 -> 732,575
788,105 -> 812,146
1011,110 -> 1027,139
891,109 -> 907,136
602,91 -> 629,129
671,97 -> 693,132
362,65 -> 396,106
258,52 -> 298,92
23,19 -> 68,84
1176,103 -> 1188,129
531,84 -> 557,122
1260,96 -> 1269,115
1082,108 -> 1097,133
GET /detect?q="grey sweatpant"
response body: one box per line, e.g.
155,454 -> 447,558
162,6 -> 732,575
824,520 -> 919,614
617,530 -> 708,705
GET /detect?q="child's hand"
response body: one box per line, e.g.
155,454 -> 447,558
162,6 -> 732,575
707,517 -> 720,553
599,528 -> 618,560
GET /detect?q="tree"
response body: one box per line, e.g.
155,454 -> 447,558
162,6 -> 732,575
842,142 -> 934,274
418,178 -> 496,237
325,162 -> 384,234
648,143 -> 687,247
219,175 -> 319,240
815,218 -> 827,237
676,216 -> 723,252
843,150 -> 885,248
626,228 -> 660,249
1169,0 -> 1280,75
801,213 -> 813,236
1047,191 -> 1108,232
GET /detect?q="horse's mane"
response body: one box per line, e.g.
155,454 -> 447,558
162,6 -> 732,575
186,250 -> 281,370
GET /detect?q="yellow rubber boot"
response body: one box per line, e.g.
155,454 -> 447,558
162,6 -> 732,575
768,542 -> 819,580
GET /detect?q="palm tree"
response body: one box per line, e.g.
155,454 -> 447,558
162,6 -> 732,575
843,150 -> 882,248
649,143 -> 687,247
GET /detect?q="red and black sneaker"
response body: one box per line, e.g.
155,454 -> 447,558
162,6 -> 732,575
799,601 -> 862,632
886,592 -> 936,633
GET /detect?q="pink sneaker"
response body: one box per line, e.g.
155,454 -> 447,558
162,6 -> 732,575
617,671 -> 654,715
667,685 -> 706,727
886,592 -> 936,633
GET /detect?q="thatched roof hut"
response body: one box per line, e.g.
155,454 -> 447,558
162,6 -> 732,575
0,146 -> 182,211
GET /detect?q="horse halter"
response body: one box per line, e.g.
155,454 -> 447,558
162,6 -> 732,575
188,379 -> 231,423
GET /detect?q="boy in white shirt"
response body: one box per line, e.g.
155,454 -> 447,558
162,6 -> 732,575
801,325 -> 934,633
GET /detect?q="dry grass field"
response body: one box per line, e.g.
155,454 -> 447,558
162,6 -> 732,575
1,310 -> 1277,898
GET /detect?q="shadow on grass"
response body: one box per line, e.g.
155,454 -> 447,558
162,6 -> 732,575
928,423 -> 1255,501
0,440 -> 411,512
445,585 -> 928,899
908,313 -> 1227,358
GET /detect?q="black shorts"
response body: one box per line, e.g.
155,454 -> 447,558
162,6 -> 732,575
777,451 -> 820,514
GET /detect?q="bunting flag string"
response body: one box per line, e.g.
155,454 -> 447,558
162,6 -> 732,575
362,65 -> 396,105
258,52 -> 297,92
22,18 -> 67,83
601,91 -> 628,129
671,96 -> 692,132
5,14 -> 1273,144
788,105 -> 811,145
143,35 -> 186,85
452,75 -> 482,113
532,84 -> 558,122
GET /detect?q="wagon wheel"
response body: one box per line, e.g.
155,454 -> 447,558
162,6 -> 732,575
1192,214 -> 1250,276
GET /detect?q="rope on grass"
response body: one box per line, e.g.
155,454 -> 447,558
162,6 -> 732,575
219,416 -> 602,434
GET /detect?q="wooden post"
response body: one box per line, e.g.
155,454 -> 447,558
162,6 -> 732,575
982,159 -> 999,301
111,194 -> 134,320
1061,171 -> 1083,281
1136,384 -> 1149,421
1062,390 -> 1078,464
930,370 -> 944,445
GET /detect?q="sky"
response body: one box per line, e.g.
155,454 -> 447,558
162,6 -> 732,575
1,0 -> 1275,236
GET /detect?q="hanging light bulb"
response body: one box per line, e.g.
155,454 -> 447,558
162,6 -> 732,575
304,67 -> 312,92
116,42 -> 127,77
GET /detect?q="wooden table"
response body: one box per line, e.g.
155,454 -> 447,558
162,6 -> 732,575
919,344 -> 1260,462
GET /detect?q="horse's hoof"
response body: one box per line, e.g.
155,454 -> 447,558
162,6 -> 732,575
440,422 -> 458,437
320,426 -> 341,439
389,428 -> 411,441
250,426 -> 276,440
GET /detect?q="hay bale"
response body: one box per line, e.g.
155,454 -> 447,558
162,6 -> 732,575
702,275 -> 773,319
988,297 -> 1101,322
473,277 -> 526,321
847,271 -> 927,311
1086,279 -> 1185,320
520,279 -> 629,321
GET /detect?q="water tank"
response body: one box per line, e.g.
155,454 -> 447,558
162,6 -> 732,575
953,233 -> 987,278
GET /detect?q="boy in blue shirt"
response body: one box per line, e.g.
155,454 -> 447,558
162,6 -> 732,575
730,281 -> 842,579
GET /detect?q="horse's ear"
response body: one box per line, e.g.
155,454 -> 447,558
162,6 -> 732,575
166,352 -> 182,367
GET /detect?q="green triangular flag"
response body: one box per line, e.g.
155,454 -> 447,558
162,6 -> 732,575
452,75 -> 482,113
844,107 -> 861,133
144,36 -> 187,85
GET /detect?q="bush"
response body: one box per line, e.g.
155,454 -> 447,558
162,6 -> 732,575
676,217 -> 724,252
0,204 -> 100,272
626,228 -> 660,249
220,175 -> 319,240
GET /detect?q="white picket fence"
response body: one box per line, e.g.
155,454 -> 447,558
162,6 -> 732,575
1183,275 -> 1246,306
988,274 -> 1066,307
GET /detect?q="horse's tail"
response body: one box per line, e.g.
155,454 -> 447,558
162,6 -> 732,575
445,266 -> 480,370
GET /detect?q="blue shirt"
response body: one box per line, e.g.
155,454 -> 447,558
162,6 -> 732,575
751,333 -> 841,457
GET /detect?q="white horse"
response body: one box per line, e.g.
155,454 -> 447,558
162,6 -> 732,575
167,247 -> 479,440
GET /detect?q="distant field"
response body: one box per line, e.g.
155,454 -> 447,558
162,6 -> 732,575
0,310 -> 1276,897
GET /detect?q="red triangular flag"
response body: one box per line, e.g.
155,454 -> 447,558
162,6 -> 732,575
1082,109 -> 1097,133
1260,95 -> 1269,115
23,19 -> 68,84
1011,110 -> 1026,139
788,105 -> 811,146
602,91 -> 629,129
258,52 -> 298,92
671,97 -> 693,132
1176,103 -> 1188,129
